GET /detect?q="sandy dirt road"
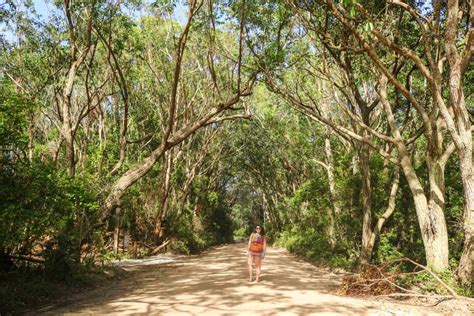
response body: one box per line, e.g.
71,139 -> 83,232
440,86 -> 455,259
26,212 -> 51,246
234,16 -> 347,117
34,243 -> 469,315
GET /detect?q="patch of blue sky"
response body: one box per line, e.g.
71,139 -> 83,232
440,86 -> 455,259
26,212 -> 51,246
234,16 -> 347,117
1,0 -> 57,43
1,0 -> 188,43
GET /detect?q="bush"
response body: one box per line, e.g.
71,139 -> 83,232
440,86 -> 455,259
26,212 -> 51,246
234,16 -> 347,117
172,215 -> 207,254
398,268 -> 473,297
0,162 -> 99,272
233,226 -> 247,241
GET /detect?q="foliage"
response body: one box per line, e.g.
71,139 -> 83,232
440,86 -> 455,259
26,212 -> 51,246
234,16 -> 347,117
0,78 -> 29,158
0,162 -> 99,272
398,268 -> 473,297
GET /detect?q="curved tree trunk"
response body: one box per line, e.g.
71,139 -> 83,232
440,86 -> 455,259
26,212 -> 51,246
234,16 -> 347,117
102,93 -> 251,220
103,143 -> 167,220
380,75 -> 449,271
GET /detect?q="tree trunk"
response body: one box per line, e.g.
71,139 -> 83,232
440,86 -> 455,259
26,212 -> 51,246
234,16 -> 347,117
155,150 -> 174,239
443,0 -> 473,285
359,143 -> 373,265
98,109 -> 106,175
380,75 -> 449,271
457,150 -> 474,285
113,204 -> 121,255
325,136 -> 340,214
399,153 -> 449,271
103,143 -> 167,220
102,92 -> 250,220
364,166 -> 401,264
28,117 -> 34,162
65,133 -> 75,177
324,134 -> 338,249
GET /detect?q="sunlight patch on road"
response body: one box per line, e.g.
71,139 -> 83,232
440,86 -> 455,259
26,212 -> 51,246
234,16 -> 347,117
111,255 -> 176,266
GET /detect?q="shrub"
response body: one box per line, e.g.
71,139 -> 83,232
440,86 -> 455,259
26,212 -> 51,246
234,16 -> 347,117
0,162 -> 99,272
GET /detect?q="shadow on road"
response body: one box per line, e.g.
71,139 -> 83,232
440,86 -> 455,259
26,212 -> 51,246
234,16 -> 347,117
34,243 -> 438,315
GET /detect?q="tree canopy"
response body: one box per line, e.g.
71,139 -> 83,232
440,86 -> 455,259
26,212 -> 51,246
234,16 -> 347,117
1,1 -> 472,309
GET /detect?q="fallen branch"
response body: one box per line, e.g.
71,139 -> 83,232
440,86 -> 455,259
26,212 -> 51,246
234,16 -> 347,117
391,257 -> 459,299
340,257 -> 463,299
377,293 -> 474,304
11,255 -> 45,264
152,239 -> 171,255
376,293 -> 456,299
137,241 -> 155,249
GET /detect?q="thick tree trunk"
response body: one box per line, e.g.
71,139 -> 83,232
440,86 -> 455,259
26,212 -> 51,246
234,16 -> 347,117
427,158 -> 447,238
425,127 -> 450,271
444,0 -> 473,285
103,143 -> 166,220
380,75 -> 449,271
400,153 -> 449,271
458,150 -> 474,285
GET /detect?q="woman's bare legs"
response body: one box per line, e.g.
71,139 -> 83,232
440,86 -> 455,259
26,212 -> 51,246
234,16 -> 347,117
254,256 -> 262,282
247,254 -> 253,282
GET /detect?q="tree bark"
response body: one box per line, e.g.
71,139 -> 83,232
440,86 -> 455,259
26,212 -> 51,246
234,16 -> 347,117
155,150 -> 174,239
324,132 -> 338,249
380,75 -> 449,271
457,150 -> 474,285
113,204 -> 121,255
28,117 -> 34,162
359,143 -> 373,264
324,136 -> 340,215
64,132 -> 75,177
444,0 -> 474,286
366,166 -> 400,262
59,1 -> 94,177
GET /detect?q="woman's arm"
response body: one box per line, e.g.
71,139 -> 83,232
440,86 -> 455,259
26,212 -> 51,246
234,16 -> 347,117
247,234 -> 253,251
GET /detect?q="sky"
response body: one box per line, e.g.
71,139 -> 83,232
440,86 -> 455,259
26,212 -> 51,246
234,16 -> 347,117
1,0 -> 188,42
31,0 -> 188,23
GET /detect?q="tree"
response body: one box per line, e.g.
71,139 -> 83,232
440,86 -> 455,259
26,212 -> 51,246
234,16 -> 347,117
102,0 -> 255,223
258,0 -> 470,273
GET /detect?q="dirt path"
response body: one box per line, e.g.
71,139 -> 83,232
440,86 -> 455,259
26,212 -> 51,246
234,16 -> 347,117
34,243 -> 469,315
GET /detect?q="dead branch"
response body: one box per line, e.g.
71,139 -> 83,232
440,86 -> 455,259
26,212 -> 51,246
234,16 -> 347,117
391,257 -> 460,299
11,255 -> 45,264
152,239 -> 171,255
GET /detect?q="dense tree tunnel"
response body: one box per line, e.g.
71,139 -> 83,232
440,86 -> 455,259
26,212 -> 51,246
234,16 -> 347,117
1,0 -> 473,311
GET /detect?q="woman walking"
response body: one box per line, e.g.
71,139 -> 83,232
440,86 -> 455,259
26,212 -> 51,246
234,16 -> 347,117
247,225 -> 266,282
